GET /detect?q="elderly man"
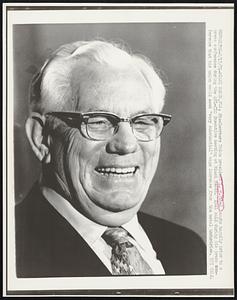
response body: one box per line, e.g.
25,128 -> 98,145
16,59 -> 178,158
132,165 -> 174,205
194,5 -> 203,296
15,40 -> 206,277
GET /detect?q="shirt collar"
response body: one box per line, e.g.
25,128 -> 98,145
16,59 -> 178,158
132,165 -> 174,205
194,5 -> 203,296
122,215 -> 155,253
41,186 -> 145,248
41,186 -> 106,245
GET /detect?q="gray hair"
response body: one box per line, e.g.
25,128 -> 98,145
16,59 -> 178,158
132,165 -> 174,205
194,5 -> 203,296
29,40 -> 166,113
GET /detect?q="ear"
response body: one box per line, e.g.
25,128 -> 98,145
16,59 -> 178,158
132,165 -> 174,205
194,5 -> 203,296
25,112 -> 51,163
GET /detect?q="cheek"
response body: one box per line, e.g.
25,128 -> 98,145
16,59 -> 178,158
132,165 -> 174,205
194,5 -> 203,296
51,128 -> 82,180
66,133 -> 103,180
65,133 -> 86,176
142,140 -> 160,175
66,139 -> 81,176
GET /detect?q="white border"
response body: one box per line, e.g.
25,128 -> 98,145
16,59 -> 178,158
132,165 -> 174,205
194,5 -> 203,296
3,3 -> 235,7
4,4 -> 234,296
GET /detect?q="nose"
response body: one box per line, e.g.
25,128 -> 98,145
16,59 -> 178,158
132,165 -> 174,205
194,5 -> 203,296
106,122 -> 138,155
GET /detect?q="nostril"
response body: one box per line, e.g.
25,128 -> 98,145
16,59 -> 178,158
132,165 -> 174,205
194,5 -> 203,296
105,122 -> 138,154
106,138 -> 138,155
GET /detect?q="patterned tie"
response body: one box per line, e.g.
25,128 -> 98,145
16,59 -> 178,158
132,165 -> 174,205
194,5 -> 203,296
102,227 -> 153,275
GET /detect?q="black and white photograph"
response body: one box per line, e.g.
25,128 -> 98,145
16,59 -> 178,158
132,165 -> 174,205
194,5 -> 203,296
3,3 -> 234,297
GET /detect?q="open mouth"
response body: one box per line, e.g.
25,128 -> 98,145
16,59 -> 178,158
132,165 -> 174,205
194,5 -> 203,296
95,166 -> 139,177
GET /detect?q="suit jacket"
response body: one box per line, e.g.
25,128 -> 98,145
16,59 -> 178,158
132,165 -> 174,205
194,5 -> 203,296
15,184 -> 206,278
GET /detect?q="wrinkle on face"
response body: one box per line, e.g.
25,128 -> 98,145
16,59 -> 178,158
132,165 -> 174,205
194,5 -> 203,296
42,62 -> 164,226
70,62 -> 159,115
44,116 -> 80,198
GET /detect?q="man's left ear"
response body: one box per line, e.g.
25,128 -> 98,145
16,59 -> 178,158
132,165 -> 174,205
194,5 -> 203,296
25,112 -> 51,164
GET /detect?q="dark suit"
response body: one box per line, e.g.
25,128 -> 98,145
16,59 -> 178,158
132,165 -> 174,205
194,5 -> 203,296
15,184 -> 206,278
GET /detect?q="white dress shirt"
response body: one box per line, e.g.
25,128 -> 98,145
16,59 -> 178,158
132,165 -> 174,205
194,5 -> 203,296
41,187 -> 165,275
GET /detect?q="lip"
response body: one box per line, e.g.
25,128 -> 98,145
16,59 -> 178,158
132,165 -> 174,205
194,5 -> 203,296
94,165 -> 139,176
96,164 -> 139,168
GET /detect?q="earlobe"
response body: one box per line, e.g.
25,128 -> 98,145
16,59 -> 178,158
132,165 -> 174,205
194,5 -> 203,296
25,112 -> 51,163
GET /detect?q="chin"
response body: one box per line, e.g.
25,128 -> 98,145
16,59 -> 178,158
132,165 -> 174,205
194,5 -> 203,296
87,205 -> 141,227
71,176 -> 148,226
89,189 -> 142,212
73,187 -> 143,227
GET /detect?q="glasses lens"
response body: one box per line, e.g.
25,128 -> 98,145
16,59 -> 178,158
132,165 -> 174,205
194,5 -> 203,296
86,115 -> 115,140
132,115 -> 164,141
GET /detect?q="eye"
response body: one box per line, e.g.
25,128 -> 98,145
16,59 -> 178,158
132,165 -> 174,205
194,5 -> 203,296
135,120 -> 153,125
87,117 -> 113,130
134,117 -> 156,126
89,120 -> 107,125
55,116 -> 79,129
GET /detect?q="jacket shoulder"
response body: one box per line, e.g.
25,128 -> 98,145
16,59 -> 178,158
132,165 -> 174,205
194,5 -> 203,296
15,184 -> 110,278
138,212 -> 206,275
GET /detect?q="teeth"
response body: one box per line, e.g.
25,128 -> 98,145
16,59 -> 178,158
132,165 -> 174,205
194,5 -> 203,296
96,167 -> 137,176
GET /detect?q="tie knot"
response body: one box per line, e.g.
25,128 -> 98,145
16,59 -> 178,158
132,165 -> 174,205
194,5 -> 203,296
102,227 -> 130,246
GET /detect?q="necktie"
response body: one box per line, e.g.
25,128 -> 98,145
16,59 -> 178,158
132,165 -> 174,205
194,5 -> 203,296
102,227 -> 153,275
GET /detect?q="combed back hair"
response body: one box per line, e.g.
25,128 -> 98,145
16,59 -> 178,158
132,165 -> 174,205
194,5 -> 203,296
29,40 -> 166,113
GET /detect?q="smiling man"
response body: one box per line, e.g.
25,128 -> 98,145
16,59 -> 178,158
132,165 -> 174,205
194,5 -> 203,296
15,40 -> 206,277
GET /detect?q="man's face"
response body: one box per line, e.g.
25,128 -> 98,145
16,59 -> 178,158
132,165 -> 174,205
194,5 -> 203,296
48,63 -> 163,226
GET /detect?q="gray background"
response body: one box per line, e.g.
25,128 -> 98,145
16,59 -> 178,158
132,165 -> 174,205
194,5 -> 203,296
13,23 -> 206,241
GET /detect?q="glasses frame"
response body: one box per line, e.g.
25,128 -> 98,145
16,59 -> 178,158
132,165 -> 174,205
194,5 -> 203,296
46,111 -> 172,141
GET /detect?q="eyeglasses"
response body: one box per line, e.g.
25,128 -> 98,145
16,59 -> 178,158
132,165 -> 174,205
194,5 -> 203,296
46,111 -> 172,142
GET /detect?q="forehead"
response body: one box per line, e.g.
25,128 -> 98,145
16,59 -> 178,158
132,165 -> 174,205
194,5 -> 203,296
71,62 -> 161,115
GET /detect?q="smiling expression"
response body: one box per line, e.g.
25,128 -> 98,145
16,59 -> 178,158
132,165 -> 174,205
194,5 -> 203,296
48,62 -> 164,226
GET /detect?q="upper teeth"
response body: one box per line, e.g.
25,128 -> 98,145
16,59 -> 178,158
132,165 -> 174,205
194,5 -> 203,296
96,167 -> 136,174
